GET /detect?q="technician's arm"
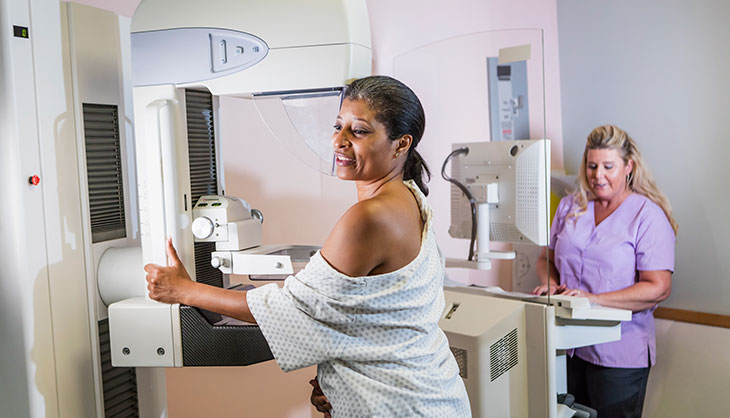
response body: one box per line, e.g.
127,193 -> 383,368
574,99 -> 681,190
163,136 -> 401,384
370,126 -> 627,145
145,238 -> 256,323
562,270 -> 672,312
532,248 -> 564,295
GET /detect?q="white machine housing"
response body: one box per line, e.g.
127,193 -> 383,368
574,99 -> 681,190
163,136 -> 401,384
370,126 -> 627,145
130,0 -> 372,96
126,0 -> 371,285
191,195 -> 263,251
440,287 -> 631,418
190,195 -> 303,276
1,2 -> 152,416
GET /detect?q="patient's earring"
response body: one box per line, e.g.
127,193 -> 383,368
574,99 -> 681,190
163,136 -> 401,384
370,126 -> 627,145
394,151 -> 400,158
626,172 -> 633,188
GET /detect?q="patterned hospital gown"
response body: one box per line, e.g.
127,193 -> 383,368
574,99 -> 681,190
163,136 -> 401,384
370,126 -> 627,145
247,180 -> 471,417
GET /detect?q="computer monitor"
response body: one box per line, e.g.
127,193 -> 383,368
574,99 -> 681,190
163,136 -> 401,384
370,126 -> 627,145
447,139 -> 550,268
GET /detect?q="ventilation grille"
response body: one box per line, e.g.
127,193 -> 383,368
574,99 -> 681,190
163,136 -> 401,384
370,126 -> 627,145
83,104 -> 126,243
450,346 -> 468,379
186,89 -> 218,202
491,222 -> 523,243
516,143 -> 541,240
490,328 -> 519,382
185,89 -> 223,288
98,319 -> 139,417
194,241 -> 222,287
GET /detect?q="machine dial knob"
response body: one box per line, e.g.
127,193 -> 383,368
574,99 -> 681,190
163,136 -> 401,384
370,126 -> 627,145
192,216 -> 215,239
251,208 -> 264,223
211,257 -> 224,269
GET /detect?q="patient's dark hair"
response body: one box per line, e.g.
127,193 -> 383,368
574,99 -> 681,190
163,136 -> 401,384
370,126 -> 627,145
343,75 -> 431,195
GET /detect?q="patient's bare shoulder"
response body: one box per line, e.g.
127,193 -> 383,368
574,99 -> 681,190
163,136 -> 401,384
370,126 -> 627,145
321,190 -> 422,277
320,199 -> 391,277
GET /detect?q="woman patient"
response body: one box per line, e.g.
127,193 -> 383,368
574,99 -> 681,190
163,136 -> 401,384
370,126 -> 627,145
144,75 -> 471,417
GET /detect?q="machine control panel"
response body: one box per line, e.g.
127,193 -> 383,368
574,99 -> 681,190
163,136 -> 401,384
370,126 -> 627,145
192,195 -> 262,251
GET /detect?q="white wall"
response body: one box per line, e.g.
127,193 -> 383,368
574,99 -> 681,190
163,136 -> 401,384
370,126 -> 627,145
555,1 -> 730,416
645,319 -> 730,417
556,0 -> 730,316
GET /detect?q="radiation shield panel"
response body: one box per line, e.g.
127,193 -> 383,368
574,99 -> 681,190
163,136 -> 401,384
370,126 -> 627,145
392,30 -> 551,292
251,88 -> 343,176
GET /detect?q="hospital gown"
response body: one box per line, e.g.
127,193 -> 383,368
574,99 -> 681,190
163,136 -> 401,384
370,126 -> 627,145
247,180 -> 471,417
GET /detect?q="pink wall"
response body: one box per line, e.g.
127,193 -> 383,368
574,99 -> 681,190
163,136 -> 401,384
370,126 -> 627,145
367,0 -> 563,168
368,0 -> 563,287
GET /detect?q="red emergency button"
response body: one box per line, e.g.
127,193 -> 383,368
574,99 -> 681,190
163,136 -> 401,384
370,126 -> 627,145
29,175 -> 40,186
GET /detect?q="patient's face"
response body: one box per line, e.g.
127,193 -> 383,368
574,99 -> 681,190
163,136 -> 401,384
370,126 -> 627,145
332,98 -> 397,182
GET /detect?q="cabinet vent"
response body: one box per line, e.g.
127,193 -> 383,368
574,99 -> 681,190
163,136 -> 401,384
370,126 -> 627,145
185,89 -> 222,287
82,103 -> 126,243
450,346 -> 468,379
98,318 -> 139,417
490,328 -> 519,381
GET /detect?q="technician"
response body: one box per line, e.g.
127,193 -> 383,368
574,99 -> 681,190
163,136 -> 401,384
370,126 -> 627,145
533,124 -> 677,418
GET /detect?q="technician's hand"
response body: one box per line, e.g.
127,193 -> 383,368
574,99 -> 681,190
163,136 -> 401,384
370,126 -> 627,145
144,238 -> 195,304
309,377 -> 332,418
532,280 -> 565,296
558,287 -> 597,303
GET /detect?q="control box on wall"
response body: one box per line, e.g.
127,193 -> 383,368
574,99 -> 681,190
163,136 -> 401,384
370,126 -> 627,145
487,58 -> 529,141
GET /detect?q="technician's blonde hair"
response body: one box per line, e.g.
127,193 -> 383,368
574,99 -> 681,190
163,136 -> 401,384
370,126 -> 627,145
571,125 -> 678,235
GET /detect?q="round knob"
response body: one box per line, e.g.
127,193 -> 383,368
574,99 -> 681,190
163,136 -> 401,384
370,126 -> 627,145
192,216 -> 215,239
211,257 -> 223,269
251,208 -> 264,223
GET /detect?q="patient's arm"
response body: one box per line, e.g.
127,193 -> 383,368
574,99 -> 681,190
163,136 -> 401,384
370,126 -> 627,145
145,238 -> 256,323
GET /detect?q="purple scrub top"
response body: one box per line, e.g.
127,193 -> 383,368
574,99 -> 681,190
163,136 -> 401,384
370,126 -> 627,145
550,193 -> 675,368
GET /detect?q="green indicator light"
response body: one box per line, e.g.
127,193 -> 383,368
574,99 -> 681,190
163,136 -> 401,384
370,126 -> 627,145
13,25 -> 29,39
